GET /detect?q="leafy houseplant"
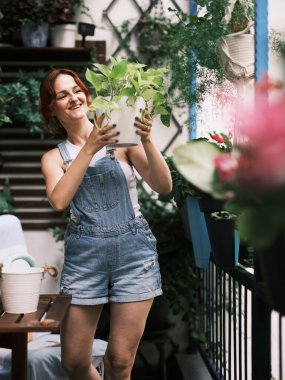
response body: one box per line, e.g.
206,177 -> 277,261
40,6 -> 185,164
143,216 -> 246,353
173,78 -> 285,312
172,83 -> 285,251
85,57 -> 171,146
86,57 -> 171,125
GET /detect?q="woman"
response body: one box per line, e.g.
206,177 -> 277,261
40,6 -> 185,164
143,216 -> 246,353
40,68 -> 172,380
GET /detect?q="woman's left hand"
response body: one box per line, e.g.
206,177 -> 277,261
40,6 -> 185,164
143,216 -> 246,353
134,110 -> 152,143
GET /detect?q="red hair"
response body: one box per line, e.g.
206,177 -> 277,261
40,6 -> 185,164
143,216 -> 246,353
40,68 -> 91,136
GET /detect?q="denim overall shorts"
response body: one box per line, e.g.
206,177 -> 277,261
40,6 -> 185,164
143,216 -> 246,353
58,142 -> 162,305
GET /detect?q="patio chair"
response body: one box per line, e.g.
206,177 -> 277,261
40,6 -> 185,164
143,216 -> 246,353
0,214 -> 37,268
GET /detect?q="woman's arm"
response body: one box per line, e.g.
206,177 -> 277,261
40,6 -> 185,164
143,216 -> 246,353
41,121 -> 118,211
127,113 -> 172,194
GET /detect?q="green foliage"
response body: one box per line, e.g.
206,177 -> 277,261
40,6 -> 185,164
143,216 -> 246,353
0,191 -> 13,213
86,57 -> 171,127
160,155 -> 204,208
0,70 -> 45,134
271,29 -> 285,60
138,189 -> 198,326
0,96 -> 12,126
0,0 -> 84,28
120,1 -> 253,108
136,12 -> 178,68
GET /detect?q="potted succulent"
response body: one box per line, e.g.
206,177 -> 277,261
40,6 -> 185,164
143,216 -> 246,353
85,57 -> 171,146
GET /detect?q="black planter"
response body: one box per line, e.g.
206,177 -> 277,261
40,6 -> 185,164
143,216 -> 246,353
198,198 -> 239,268
256,236 -> 285,315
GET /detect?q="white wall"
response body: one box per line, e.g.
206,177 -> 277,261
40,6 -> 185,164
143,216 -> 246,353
24,231 -> 63,294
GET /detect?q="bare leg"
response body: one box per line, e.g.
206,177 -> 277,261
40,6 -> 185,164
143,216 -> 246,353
61,304 -> 104,380
104,299 -> 153,380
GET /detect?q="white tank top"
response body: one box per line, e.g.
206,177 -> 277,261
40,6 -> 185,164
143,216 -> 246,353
65,140 -> 141,216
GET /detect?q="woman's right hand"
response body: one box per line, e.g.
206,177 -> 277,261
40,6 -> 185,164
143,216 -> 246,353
86,113 -> 119,152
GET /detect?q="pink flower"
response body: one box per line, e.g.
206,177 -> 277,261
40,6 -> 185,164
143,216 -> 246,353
214,154 -> 238,183
236,97 -> 285,189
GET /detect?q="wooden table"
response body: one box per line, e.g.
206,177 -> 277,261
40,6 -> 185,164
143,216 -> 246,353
0,294 -> 71,380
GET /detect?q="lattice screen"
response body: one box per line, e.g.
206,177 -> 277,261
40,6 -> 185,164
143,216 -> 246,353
88,0 -> 190,156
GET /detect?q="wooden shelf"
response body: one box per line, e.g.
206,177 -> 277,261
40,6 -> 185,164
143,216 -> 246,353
0,41 -> 106,79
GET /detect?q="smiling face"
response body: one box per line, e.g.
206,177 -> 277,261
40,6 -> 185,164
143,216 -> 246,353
52,74 -> 88,126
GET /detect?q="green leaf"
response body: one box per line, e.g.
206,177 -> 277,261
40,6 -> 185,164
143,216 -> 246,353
161,113 -> 171,127
172,140 -> 220,193
94,63 -> 112,77
120,87 -> 136,97
85,68 -> 106,92
110,59 -> 128,79
141,88 -> 155,101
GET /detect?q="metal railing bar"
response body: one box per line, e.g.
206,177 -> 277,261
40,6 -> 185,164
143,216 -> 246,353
228,276 -> 232,378
244,289 -> 248,380
233,279 -> 237,380
223,273 -> 227,380
238,284 -> 242,379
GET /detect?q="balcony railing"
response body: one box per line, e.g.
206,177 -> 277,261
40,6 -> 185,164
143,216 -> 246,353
194,260 -> 284,380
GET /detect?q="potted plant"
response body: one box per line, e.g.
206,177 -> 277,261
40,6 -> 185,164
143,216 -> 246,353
0,0 -> 86,47
48,0 -> 87,48
0,0 -> 51,47
172,78 -> 285,313
172,132 -> 242,269
85,57 -> 171,146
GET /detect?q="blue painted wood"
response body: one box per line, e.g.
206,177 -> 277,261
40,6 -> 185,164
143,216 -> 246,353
189,0 -> 197,140
255,0 -> 268,81
186,197 -> 211,269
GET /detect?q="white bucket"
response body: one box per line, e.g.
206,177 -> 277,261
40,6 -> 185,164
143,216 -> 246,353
0,267 -> 44,314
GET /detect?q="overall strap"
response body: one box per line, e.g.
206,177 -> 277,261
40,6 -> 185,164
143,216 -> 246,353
106,145 -> 116,159
58,141 -> 73,165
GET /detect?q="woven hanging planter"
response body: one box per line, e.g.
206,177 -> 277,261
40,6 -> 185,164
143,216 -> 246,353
216,0 -> 255,82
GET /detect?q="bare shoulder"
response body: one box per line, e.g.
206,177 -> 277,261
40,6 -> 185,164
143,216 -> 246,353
41,147 -> 63,171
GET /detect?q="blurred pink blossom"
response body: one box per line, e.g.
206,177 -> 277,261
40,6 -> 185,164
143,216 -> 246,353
235,98 -> 285,189
214,154 -> 238,183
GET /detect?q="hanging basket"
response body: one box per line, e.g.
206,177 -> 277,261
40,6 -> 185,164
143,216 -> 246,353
216,22 -> 254,82
216,0 -> 254,83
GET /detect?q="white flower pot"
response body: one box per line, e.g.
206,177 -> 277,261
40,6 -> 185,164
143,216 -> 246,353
51,23 -> 76,48
97,96 -> 146,147
0,267 -> 44,313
